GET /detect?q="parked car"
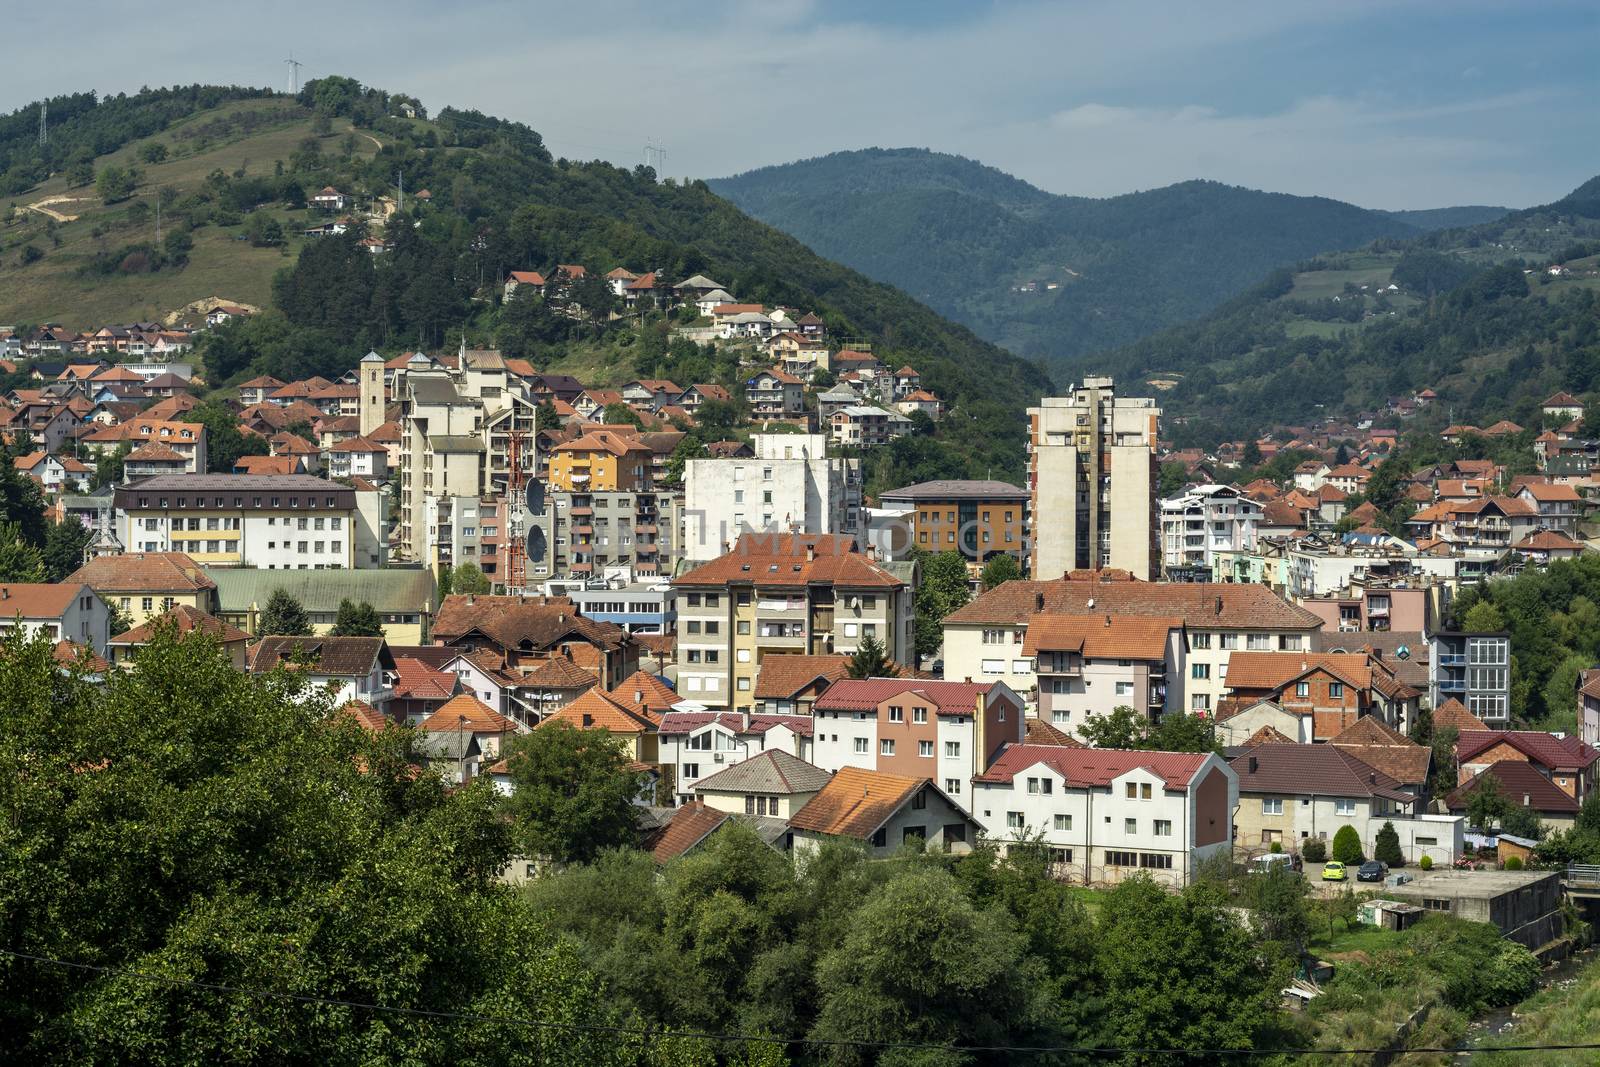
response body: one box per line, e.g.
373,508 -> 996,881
1321,861 -> 1347,881
1250,853 -> 1296,875
1357,861 -> 1388,883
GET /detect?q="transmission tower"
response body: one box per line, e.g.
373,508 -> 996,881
38,101 -> 47,147
285,54 -> 303,95
643,143 -> 666,176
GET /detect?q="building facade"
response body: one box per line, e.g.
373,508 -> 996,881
683,434 -> 861,563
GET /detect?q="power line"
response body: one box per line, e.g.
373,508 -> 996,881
2,948 -> 1595,1058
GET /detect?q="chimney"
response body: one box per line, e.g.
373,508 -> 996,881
1104,614 -> 1112,628
1369,772 -> 1376,784
806,543 -> 816,563
1215,596 -> 1223,615
1248,756 -> 1258,774
466,594 -> 475,606
634,689 -> 643,704
1523,794 -> 1531,807
558,613 -> 566,624
1087,598 -> 1095,610
1035,592 -> 1045,611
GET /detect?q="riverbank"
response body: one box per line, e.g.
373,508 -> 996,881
1468,946 -> 1600,1065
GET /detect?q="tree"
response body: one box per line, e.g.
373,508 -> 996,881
912,550 -> 970,661
501,721 -> 642,865
846,632 -> 895,678
449,562 -> 491,596
1465,772 -> 1510,832
1499,803 -> 1544,842
1150,712 -> 1219,753
1079,705 -> 1147,749
601,401 -> 644,428
1241,439 -> 1263,468
105,599 -> 134,639
246,210 -> 284,247
1331,824 -> 1365,865
0,522 -> 46,581
1462,599 -> 1506,633
329,599 -> 384,637
1374,820 -> 1404,867
40,519 -> 90,582
259,588 -> 312,637
1244,865 -> 1310,959
1301,837 -> 1327,863
980,553 -> 1021,590
95,164 -> 138,203
1158,460 -> 1189,498
138,141 -> 168,164
190,401 -> 256,473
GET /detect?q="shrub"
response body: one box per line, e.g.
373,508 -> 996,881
1332,826 -> 1365,865
1269,840 -> 1283,854
1301,838 -> 1327,863
1375,821 -> 1404,867
1504,855 -> 1524,871
1419,854 -> 1433,870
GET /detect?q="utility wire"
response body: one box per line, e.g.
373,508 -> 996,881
2,948 -> 1593,1058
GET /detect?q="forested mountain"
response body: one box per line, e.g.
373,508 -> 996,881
1378,205 -> 1510,231
0,83 -> 1052,483
1081,178 -> 1600,447
711,148 -> 1430,367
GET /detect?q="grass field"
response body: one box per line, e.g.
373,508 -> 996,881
0,101 -> 378,328
1288,264 -> 1397,301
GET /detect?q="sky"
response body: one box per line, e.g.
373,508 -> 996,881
7,1 -> 1599,210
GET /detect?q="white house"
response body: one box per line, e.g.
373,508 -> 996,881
657,708 -> 814,806
0,583 -> 110,656
248,636 -> 398,710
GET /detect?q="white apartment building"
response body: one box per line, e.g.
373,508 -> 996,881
398,374 -> 485,561
1029,377 -> 1161,579
683,433 -> 861,562
657,709 -> 815,805
971,746 -> 1238,887
113,474 -> 386,570
1160,484 -> 1261,573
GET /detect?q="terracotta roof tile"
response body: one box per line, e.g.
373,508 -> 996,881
109,604 -> 250,646
676,533 -> 904,590
787,766 -> 927,839
540,687 -> 654,734
608,670 -> 679,720
392,657 -> 458,701
249,636 -> 390,676
420,694 -> 520,735
1243,725 -> 1297,746
947,574 -> 1322,630
752,653 -> 850,700
645,802 -> 729,862
1021,614 -> 1181,659
68,552 -> 215,593
339,699 -> 391,732
975,744 -> 1214,788
1229,743 -> 1414,803
1430,697 -> 1487,731
432,595 -> 628,652
1023,718 -> 1086,747
814,678 -> 996,716
1445,761 -> 1579,815
0,583 -> 88,619
1456,730 -> 1599,773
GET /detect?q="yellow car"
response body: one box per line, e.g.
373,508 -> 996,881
1321,861 -> 1347,882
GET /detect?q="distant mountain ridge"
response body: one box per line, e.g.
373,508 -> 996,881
712,148 -> 1442,368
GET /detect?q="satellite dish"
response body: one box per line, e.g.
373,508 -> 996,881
525,477 -> 544,514
526,526 -> 547,564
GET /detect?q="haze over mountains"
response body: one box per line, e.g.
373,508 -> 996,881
711,148 -> 1510,369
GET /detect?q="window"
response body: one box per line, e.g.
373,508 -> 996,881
1125,818 -> 1137,834
1191,693 -> 1211,712
1328,682 -> 1344,699
1105,850 -> 1138,867
871,828 -> 887,848
1053,814 -> 1071,832
888,706 -> 904,723
1295,681 -> 1310,698
918,740 -> 933,757
1006,812 -> 1025,831
853,737 -> 869,754
1191,663 -> 1209,679
982,629 -> 1005,644
1153,820 -> 1172,837
1191,632 -> 1212,649
1026,777 -> 1053,795
1125,782 -> 1137,799
981,659 -> 1004,674
1115,681 -> 1133,697
1052,709 -> 1070,724
1139,853 -> 1174,870
1141,783 -> 1152,799
944,741 -> 961,758
737,678 -> 750,691
1262,798 -> 1283,815
1422,898 -> 1452,912
880,739 -> 895,756
1218,634 -> 1237,650
911,790 -> 926,810
1247,633 -> 1270,651
944,778 -> 962,794
141,597 -> 153,611
682,763 -> 699,780
912,707 -> 928,724
1334,798 -> 1356,816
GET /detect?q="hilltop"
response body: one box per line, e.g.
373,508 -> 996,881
0,83 -> 1052,483
1080,177 -> 1600,446
710,147 -> 1437,368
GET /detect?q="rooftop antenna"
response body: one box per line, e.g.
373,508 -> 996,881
285,54 -> 303,95
38,100 -> 47,147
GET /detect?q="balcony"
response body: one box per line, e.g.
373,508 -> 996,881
571,506 -> 592,516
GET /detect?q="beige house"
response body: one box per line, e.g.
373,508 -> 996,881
691,749 -> 832,819
68,551 -> 217,627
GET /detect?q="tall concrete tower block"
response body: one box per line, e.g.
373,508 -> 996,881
358,351 -> 385,435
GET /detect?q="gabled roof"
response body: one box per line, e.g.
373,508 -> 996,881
1457,730 -> 1598,773
645,802 -> 729,863
1024,717 -> 1086,747
1243,725 -> 1297,747
656,711 -> 814,738
814,678 -> 997,716
339,699 -> 391,732
1431,697 -> 1488,732
608,670 -> 679,721
976,744 -> 1214,789
1445,761 -> 1579,814
249,635 -> 392,676
753,653 -> 851,700
540,687 -> 654,734
1328,716 -> 1431,783
432,595 -> 628,652
1514,530 -> 1586,551
946,574 -> 1323,631
675,533 -> 904,590
1229,743 -> 1415,803
693,749 -> 832,795
787,766 -> 929,839
392,657 -> 458,701
109,604 -> 250,646
419,694 -> 519,735
0,583 -> 90,619
522,655 -> 600,691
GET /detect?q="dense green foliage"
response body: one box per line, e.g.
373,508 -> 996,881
1078,705 -> 1219,753
0,625 -> 618,1064
328,599 -> 384,637
258,588 -> 311,637
1331,825 -> 1365,865
499,722 -> 643,866
845,633 -> 895,679
911,550 -> 970,661
712,148 -> 1417,366
528,834 -> 1289,1063
1374,821 -> 1404,867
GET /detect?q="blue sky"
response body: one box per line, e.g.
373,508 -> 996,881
8,1 -> 1597,208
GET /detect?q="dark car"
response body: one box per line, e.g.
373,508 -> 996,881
1356,861 -> 1388,882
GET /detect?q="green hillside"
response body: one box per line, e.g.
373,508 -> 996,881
0,83 -> 1052,484
710,148 -> 1427,367
1080,181 -> 1600,447
1378,205 -> 1510,231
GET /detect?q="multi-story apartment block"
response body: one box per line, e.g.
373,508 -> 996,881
1025,614 -> 1186,737
548,430 -> 653,493
1160,484 -> 1261,575
673,534 -> 914,711
539,489 -> 682,581
113,475 -> 386,569
746,367 -> 806,418
830,405 -> 908,448
878,479 -> 1028,573
398,375 -> 484,561
943,571 -> 1323,716
810,678 -> 1024,810
683,433 -> 861,562
83,417 -> 208,473
1029,377 -> 1160,579
1429,630 -> 1511,726
550,580 -> 676,634
971,746 -> 1237,887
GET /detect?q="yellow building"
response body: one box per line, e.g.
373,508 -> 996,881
67,551 -> 218,628
548,430 -> 653,492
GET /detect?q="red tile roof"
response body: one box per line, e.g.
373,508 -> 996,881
813,678 -> 996,716
1022,614 -> 1181,660
109,604 -> 250,646
1243,725 -> 1297,746
419,694 -> 520,735
1430,697 -> 1487,732
68,552 -> 216,594
392,657 -> 458,701
340,699 -> 391,732
675,533 -> 904,589
0,583 -> 88,619
1456,730 -> 1598,773
1024,718 -> 1086,747
1229,743 -> 1414,803
608,670 -> 679,721
947,573 -> 1322,630
975,744 -> 1212,789
1445,761 -> 1579,815
540,687 -> 654,735
787,767 -> 929,838
645,801 -> 729,863
1328,716 -> 1431,783
753,654 -> 851,700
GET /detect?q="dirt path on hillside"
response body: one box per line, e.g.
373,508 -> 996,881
25,195 -> 91,223
361,132 -> 383,152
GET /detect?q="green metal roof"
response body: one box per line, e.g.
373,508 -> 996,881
204,567 -> 436,614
